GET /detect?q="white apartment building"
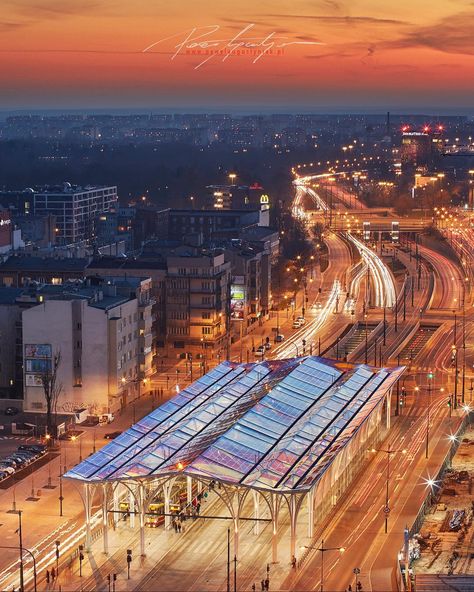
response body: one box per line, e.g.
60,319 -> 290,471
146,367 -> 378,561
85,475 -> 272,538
22,277 -> 153,416
32,183 -> 117,244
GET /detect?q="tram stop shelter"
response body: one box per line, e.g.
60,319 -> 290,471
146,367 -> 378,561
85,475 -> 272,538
64,356 -> 404,562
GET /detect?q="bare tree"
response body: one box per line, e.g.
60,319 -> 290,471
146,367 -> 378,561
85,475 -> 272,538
41,350 -> 62,442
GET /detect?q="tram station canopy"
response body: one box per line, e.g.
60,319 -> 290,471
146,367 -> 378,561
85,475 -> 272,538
65,357 -> 404,493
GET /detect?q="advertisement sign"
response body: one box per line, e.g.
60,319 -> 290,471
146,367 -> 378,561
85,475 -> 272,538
25,344 -> 52,359
25,374 -> 44,387
26,359 -> 51,373
230,285 -> 245,320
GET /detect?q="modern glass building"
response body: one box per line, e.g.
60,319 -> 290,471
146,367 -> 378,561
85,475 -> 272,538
65,356 -> 404,561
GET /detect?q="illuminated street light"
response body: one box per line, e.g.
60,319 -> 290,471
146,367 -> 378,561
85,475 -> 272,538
301,540 -> 345,592
369,444 -> 407,533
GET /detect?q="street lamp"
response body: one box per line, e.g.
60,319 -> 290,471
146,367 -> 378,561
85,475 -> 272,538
301,540 -> 345,592
71,435 -> 82,462
370,444 -> 407,533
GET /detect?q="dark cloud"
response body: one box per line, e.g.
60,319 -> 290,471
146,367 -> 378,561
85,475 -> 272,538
383,11 -> 474,55
258,14 -> 410,26
0,20 -> 26,31
304,50 -> 355,60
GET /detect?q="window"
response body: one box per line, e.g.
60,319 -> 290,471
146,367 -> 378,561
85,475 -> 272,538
202,312 -> 211,319
202,296 -> 211,305
202,326 -> 212,335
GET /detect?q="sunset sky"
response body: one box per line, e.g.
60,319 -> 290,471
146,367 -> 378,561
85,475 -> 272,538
1,0 -> 474,111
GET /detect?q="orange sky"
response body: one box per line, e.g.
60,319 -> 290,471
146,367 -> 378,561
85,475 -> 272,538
1,0 -> 474,110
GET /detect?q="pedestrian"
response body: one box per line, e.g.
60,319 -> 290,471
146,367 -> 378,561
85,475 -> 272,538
291,555 -> 297,569
252,585 -> 256,591
46,570 -> 50,584
357,582 -> 362,591
347,585 -> 352,592
264,578 -> 269,590
172,519 -> 177,533
196,502 -> 201,514
51,567 -> 56,581
261,580 -> 265,591
177,520 -> 181,533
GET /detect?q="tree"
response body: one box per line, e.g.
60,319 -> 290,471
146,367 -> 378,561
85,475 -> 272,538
41,351 -> 62,442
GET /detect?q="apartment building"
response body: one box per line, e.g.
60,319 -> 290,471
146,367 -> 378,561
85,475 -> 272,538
165,249 -> 231,361
21,277 -> 153,416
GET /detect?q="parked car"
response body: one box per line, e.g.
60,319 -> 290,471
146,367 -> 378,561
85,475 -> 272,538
7,455 -> 27,466
15,451 -> 37,461
292,320 -> 301,329
275,334 -> 285,343
4,406 -> 19,416
18,444 -> 47,455
296,316 -> 305,325
0,460 -> 17,470
264,342 -> 272,351
104,431 -> 122,440
0,465 -> 15,475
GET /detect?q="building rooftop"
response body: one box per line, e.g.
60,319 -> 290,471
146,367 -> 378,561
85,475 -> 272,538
65,356 -> 404,493
0,255 -> 89,272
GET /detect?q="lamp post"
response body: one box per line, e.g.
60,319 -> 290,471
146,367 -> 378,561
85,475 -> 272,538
301,540 -> 345,592
0,545 -> 36,592
17,510 -> 24,592
370,444 -> 407,533
71,435 -> 82,463
426,372 -> 433,458
364,313 -> 368,364
453,311 -> 458,408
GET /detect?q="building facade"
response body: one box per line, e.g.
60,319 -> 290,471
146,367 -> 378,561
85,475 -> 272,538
31,183 -> 117,244
22,277 -> 153,416
165,249 -> 231,362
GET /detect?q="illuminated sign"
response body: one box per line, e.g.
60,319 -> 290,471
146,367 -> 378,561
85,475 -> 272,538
260,194 -> 270,204
25,344 -> 52,359
230,285 -> 245,321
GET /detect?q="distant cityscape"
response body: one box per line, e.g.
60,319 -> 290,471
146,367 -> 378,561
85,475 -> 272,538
0,110 -> 473,592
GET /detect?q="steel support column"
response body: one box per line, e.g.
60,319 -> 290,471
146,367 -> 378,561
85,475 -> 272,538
102,484 -> 109,555
139,481 -> 146,557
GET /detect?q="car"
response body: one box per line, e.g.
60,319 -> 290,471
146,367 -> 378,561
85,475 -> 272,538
292,320 -> 301,329
0,460 -> 17,470
104,431 -> 122,440
0,465 -> 15,475
296,316 -> 305,325
264,342 -> 271,351
15,451 -> 37,461
18,444 -> 46,455
4,406 -> 19,416
275,334 -> 285,343
7,456 -> 27,466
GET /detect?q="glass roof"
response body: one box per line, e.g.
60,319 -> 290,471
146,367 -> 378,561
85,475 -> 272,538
64,357 -> 405,493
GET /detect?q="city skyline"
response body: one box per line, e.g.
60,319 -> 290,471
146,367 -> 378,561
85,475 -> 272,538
1,0 -> 474,111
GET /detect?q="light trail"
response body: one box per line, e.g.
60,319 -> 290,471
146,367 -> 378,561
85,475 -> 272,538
0,511 -> 102,591
345,232 -> 396,308
273,280 -> 342,359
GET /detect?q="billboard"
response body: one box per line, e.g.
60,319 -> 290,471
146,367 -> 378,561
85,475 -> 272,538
25,344 -> 52,359
25,374 -> 44,387
26,359 -> 51,373
230,285 -> 245,320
